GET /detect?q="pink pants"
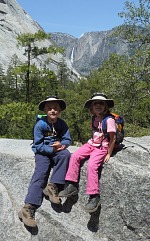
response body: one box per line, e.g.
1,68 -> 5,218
65,143 -> 108,194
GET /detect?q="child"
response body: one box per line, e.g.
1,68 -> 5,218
59,93 -> 116,213
18,96 -> 71,227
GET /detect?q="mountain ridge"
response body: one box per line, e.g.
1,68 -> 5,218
50,29 -> 132,76
1,0 -> 133,78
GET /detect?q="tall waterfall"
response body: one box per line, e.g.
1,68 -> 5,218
70,46 -> 74,63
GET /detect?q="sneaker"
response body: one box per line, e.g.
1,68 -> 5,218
43,183 -> 61,204
84,195 -> 101,213
58,183 -> 78,197
18,204 -> 37,227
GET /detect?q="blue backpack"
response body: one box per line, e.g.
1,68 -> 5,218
31,114 -> 47,144
35,114 -> 47,129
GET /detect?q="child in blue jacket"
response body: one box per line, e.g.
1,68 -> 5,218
18,96 -> 71,227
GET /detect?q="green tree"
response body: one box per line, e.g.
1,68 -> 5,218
60,86 -> 91,144
110,0 -> 150,135
16,30 -> 64,102
0,102 -> 37,139
118,0 -> 150,45
57,59 -> 71,88
3,55 -> 23,103
0,65 -> 5,104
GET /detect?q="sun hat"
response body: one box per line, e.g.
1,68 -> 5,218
38,96 -> 66,111
84,93 -> 114,109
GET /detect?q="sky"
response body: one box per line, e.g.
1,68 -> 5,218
16,0 -> 139,38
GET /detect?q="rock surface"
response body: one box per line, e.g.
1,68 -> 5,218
0,137 -> 150,241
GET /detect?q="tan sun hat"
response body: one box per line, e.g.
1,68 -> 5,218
84,93 -> 114,109
38,96 -> 66,111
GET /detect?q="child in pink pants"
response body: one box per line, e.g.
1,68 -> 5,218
59,93 -> 116,213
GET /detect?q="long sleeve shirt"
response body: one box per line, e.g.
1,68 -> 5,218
32,117 -> 71,155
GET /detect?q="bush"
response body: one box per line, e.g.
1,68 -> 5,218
0,102 -> 38,139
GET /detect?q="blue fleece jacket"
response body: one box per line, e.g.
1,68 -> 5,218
32,116 -> 71,155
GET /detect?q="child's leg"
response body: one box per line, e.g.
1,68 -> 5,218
50,149 -> 71,184
65,143 -> 92,182
86,146 -> 108,195
25,154 -> 51,207
58,143 -> 93,197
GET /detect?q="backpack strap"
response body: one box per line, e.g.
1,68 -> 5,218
36,115 -> 48,132
31,115 -> 47,145
41,119 -> 48,130
91,115 -> 98,130
102,115 -> 114,139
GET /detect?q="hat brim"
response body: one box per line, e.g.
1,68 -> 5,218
39,99 -> 66,111
84,99 -> 114,109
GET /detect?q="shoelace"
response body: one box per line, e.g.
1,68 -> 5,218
51,184 -> 58,195
27,207 -> 35,219
88,196 -> 99,203
87,197 -> 93,203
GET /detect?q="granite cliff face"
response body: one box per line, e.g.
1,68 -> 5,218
0,0 -> 134,78
50,31 -> 131,76
0,0 -> 80,79
0,137 -> 150,241
0,0 -> 43,69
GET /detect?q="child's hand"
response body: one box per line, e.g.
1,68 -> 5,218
51,141 -> 66,152
104,154 -> 110,163
51,141 -> 61,148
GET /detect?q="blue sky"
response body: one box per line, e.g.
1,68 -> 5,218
16,0 -> 139,38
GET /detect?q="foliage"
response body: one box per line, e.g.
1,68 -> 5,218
0,68 -> 6,104
1,47 -> 149,141
125,123 -> 150,137
17,30 -> 64,56
118,0 -> 150,44
16,30 -> 64,103
57,59 -> 72,88
0,102 -> 38,139
59,87 -> 92,143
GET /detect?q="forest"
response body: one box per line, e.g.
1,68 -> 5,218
0,0 -> 149,144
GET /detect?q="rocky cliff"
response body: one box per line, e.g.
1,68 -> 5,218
0,0 -> 135,78
0,137 -> 150,241
50,31 -> 132,76
0,0 -> 80,79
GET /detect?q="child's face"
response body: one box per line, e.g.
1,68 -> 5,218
44,101 -> 61,122
92,100 -> 107,116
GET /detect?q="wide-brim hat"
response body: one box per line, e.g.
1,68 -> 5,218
39,96 -> 66,111
84,93 -> 114,109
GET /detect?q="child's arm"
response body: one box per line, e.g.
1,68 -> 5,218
104,132 -> 116,163
59,119 -> 72,147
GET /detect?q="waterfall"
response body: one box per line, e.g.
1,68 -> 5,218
70,46 -> 74,63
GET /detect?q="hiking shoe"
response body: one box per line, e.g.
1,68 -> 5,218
18,204 -> 37,227
84,195 -> 101,213
43,183 -> 61,204
58,183 -> 78,197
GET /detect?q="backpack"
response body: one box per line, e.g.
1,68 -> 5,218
92,112 -> 124,146
31,114 -> 47,144
35,114 -> 47,129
